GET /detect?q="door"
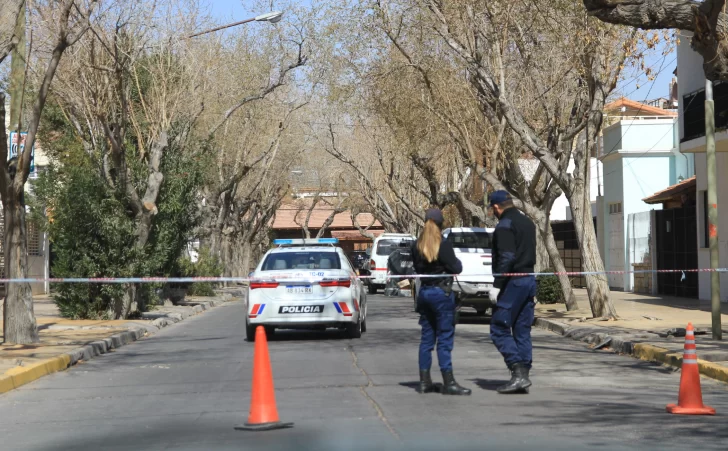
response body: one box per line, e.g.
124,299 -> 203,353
655,206 -> 698,298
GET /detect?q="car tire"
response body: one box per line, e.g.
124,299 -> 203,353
246,323 -> 257,342
347,317 -> 362,339
368,284 -> 377,295
361,318 -> 367,333
476,308 -> 487,316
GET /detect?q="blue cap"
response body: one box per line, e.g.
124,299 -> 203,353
424,208 -> 444,227
488,190 -> 512,207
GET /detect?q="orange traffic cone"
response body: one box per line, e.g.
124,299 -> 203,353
666,323 -> 716,415
235,326 -> 294,430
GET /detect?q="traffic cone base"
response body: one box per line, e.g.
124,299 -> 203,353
665,322 -> 716,416
234,421 -> 294,431
236,326 -> 293,431
666,403 -> 715,415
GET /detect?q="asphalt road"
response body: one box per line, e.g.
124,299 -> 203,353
2,295 -> 728,451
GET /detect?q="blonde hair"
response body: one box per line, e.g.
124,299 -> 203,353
418,220 -> 442,263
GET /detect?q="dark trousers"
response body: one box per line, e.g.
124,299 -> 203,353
490,276 -> 537,368
418,286 -> 455,371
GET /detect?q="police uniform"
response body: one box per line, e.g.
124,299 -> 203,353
412,209 -> 471,396
489,191 -> 537,394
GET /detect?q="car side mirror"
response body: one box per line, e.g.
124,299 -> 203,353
248,271 -> 254,278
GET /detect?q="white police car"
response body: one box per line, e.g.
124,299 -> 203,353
246,238 -> 367,341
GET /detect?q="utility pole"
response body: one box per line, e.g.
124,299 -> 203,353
9,0 -> 26,133
705,79 -> 722,340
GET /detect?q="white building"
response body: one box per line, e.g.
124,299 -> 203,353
677,31 -> 728,301
597,97 -> 691,291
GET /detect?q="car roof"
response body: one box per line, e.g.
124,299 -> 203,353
268,246 -> 341,254
444,227 -> 495,233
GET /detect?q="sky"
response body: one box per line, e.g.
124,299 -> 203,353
206,1 -> 678,103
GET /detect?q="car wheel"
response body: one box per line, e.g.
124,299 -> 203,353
368,284 -> 377,295
246,323 -> 257,342
476,308 -> 487,316
264,326 -> 275,337
347,317 -> 362,339
361,317 -> 367,333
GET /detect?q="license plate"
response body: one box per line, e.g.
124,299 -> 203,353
477,284 -> 491,290
279,305 -> 324,314
287,286 -> 313,294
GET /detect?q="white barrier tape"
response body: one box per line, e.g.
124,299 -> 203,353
0,267 -> 725,284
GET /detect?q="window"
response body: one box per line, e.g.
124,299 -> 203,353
446,231 -> 493,250
609,202 -> 622,215
27,222 -> 42,256
375,239 -> 413,256
261,251 -> 341,271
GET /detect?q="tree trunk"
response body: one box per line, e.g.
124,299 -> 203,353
534,223 -> 549,273
2,200 -> 37,344
113,283 -> 137,319
569,187 -> 617,318
541,219 -> 578,311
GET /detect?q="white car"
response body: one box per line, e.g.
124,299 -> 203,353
364,233 -> 416,294
414,227 -> 496,315
246,238 -> 367,341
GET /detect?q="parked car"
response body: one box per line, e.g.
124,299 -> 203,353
413,227 -> 495,315
246,238 -> 367,340
363,233 -> 416,294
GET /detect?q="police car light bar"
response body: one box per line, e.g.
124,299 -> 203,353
273,238 -> 339,246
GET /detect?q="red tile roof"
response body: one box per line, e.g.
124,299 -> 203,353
642,176 -> 696,204
604,97 -> 677,117
272,202 -> 382,230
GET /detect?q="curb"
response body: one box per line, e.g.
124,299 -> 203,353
0,298 -> 226,395
534,317 -> 728,384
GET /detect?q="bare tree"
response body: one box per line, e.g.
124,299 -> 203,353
1,0 -> 96,344
0,0 -> 24,64
419,0 -> 634,318
583,0 -> 727,81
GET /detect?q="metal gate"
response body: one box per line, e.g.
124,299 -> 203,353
655,206 -> 698,298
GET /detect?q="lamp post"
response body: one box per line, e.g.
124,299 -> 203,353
188,11 -> 283,38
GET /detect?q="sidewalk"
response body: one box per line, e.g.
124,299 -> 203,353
535,289 -> 728,383
0,288 -> 244,394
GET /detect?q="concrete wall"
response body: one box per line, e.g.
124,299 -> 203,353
602,119 -> 676,154
601,155 -> 671,290
695,152 -> 728,301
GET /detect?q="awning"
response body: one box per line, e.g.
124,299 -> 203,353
331,230 -> 384,240
642,176 -> 696,204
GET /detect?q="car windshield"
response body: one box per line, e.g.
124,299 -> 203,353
376,239 -> 412,256
261,251 -> 341,271
447,231 -> 492,250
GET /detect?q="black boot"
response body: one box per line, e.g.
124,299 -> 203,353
441,370 -> 471,396
418,369 -> 436,393
496,363 -> 532,394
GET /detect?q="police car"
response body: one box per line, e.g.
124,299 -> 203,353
246,238 -> 367,341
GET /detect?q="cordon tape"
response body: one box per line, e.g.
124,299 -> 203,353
0,267 -> 726,284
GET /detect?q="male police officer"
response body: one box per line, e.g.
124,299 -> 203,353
488,190 -> 537,394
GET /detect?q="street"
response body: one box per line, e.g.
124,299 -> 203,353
2,295 -> 728,451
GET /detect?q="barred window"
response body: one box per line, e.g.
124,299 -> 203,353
27,221 -> 42,256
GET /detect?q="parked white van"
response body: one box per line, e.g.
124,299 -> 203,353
363,233 -> 416,294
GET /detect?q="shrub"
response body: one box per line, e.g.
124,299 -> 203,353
177,247 -> 223,297
536,272 -> 565,304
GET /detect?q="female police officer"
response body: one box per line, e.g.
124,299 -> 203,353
412,209 -> 470,395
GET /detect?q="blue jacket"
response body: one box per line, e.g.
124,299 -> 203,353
492,208 -> 536,288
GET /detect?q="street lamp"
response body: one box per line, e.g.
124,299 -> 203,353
187,11 -> 284,38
